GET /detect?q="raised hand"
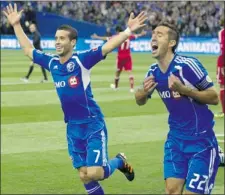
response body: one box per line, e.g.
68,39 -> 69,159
2,3 -> 23,27
127,12 -> 147,33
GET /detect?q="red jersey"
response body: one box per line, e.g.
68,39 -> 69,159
218,28 -> 224,55
118,35 -> 136,58
108,35 -> 136,58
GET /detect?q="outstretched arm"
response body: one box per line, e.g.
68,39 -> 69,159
91,33 -> 108,41
101,12 -> 147,56
3,3 -> 34,60
134,30 -> 147,38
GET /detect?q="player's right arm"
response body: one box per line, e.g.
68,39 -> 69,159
91,33 -> 108,41
135,75 -> 158,106
134,30 -> 147,39
3,3 -> 34,60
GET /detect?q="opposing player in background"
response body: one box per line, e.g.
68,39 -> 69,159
3,3 -> 147,194
215,18 -> 225,167
135,21 -> 220,194
91,26 -> 146,93
215,18 -> 224,118
20,23 -> 48,83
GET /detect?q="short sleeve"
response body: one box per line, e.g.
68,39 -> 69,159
182,57 -> 214,90
33,49 -> 54,71
77,46 -> 105,70
145,69 -> 153,79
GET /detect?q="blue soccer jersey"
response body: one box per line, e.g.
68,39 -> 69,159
33,47 -> 105,123
145,54 -> 215,140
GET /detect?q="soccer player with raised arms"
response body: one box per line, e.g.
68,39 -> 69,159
3,3 -> 147,194
135,21 -> 220,194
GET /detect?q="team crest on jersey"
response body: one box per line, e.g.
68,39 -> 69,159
92,47 -> 98,52
67,62 -> 75,72
68,76 -> 79,88
36,50 -> 44,54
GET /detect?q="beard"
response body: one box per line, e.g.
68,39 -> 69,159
57,48 -> 68,57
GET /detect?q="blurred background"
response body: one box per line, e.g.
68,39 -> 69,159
1,1 -> 224,37
1,1 -> 224,194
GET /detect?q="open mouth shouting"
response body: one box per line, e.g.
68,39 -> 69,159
151,41 -> 158,54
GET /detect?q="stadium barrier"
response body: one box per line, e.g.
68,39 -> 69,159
1,35 -> 220,55
36,12 -> 106,37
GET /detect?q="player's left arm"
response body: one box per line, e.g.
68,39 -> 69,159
77,46 -> 105,70
134,30 -> 147,39
102,12 -> 146,56
91,33 -> 108,41
186,86 -> 218,105
169,58 -> 219,105
170,76 -> 219,105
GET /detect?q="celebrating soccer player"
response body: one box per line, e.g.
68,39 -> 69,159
3,3 -> 147,194
135,21 -> 220,194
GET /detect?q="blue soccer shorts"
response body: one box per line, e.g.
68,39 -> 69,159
66,117 -> 108,169
164,134 -> 220,194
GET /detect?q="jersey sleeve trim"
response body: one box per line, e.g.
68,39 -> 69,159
195,76 -> 214,90
48,57 -> 59,70
184,58 -> 204,79
146,63 -> 158,76
175,56 -> 204,79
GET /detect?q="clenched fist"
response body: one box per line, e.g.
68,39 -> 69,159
143,75 -> 158,94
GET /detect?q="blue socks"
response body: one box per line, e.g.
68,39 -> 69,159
84,181 -> 104,195
103,157 -> 123,179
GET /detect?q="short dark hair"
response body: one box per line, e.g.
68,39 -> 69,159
29,23 -> 36,27
156,21 -> 180,53
57,25 -> 78,41
29,21 -> 36,26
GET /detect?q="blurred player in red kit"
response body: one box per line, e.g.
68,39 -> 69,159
215,18 -> 224,118
91,26 -> 146,93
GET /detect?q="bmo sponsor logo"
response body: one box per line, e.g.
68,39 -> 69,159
159,91 -> 171,99
159,90 -> 181,99
172,91 -> 181,99
54,81 -> 66,88
68,76 -> 79,88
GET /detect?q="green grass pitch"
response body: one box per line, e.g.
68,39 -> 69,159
1,50 -> 224,194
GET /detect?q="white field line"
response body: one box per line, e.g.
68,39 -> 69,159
216,134 -> 224,137
0,75 -> 145,85
1,88 -> 160,107
216,134 -> 224,143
